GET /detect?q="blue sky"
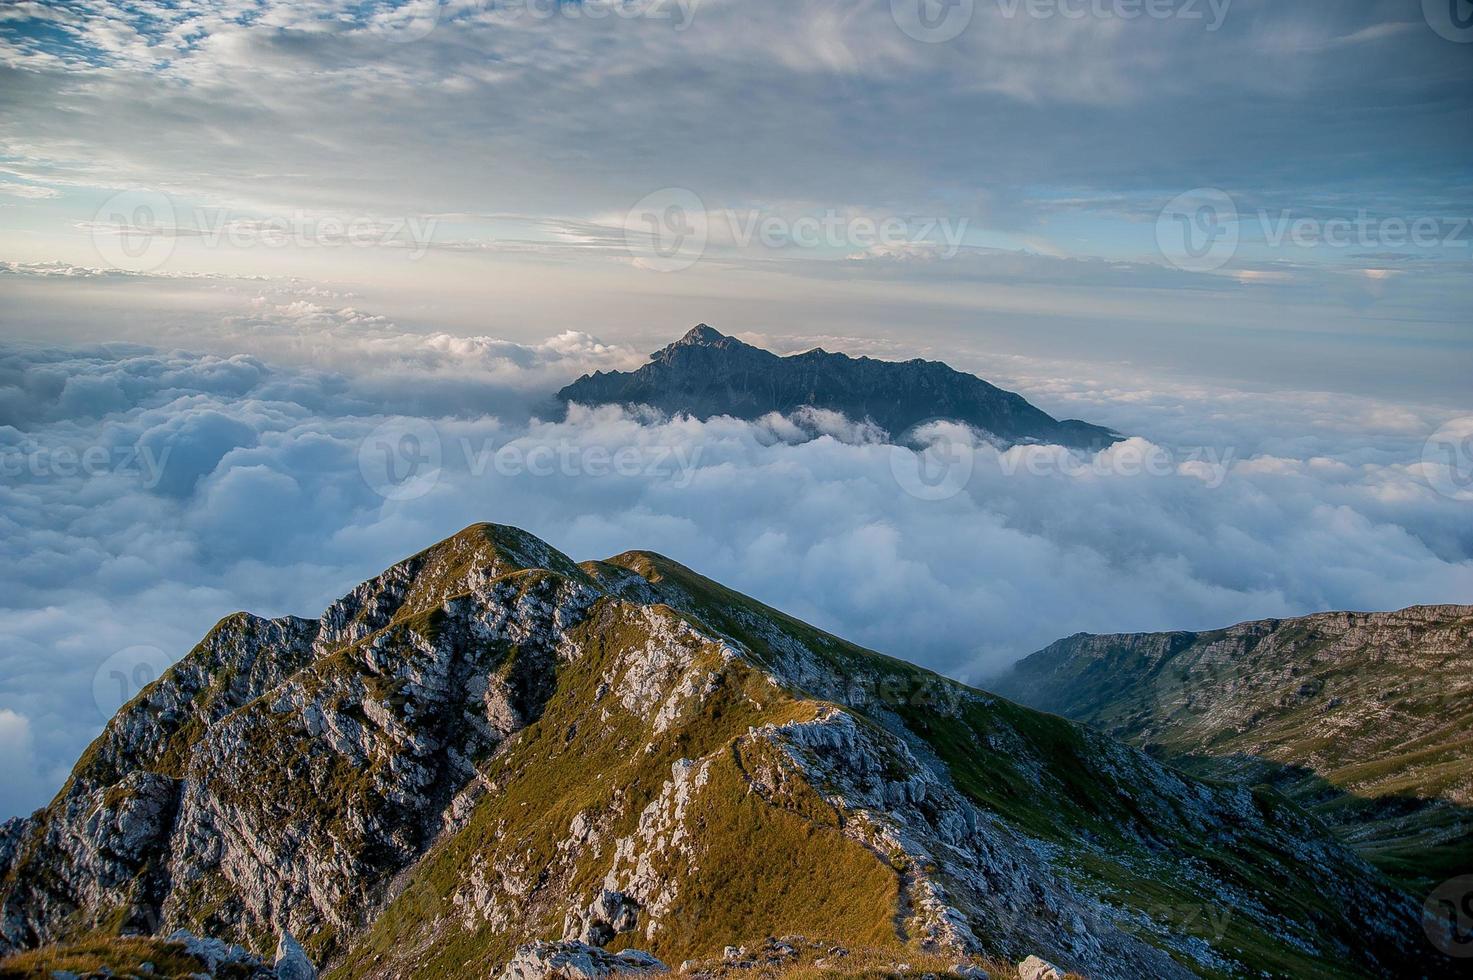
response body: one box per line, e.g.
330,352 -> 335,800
0,0 -> 1470,817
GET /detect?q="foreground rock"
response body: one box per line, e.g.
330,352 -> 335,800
500,941 -> 669,980
1017,955 -> 1065,980
274,930 -> 318,980
166,928 -> 266,974
0,524 -> 1445,978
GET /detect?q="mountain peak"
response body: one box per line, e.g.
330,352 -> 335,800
561,329 -> 1121,449
672,323 -> 733,347
0,522 -> 1432,977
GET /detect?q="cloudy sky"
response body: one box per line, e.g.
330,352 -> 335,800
0,0 -> 1470,817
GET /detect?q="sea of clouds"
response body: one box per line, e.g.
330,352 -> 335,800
1,301 -> 1470,818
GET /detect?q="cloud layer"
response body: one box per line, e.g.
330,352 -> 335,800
4,0 -> 1467,217
1,314 -> 1469,818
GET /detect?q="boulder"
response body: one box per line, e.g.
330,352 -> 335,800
165,929 -> 262,974
274,931 -> 318,980
1017,956 -> 1065,980
500,940 -> 669,980
615,950 -> 668,971
568,889 -> 641,946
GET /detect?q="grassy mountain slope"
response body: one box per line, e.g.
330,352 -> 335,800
0,526 -> 1444,979
993,606 -> 1473,889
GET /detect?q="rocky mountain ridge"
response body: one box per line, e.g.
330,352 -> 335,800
0,525 -> 1443,978
557,326 -> 1120,450
993,604 -> 1473,888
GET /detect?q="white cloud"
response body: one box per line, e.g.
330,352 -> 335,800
1,0 -> 1466,247
1,327 -> 1469,819
0,183 -> 59,200
0,709 -> 54,819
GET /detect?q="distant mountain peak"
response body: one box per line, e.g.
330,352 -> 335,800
675,323 -> 729,346
658,323 -> 751,359
561,326 -> 1121,450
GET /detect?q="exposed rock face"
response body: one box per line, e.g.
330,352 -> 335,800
0,612 -> 321,949
0,526 -> 584,955
557,325 -> 1119,450
0,524 -> 1444,979
1017,955 -> 1065,980
994,605 -> 1473,885
166,928 -> 269,974
565,889 -> 640,946
499,940 -> 668,980
0,817 -> 33,883
274,930 -> 317,980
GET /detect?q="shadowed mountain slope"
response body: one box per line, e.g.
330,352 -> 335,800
557,326 -> 1120,450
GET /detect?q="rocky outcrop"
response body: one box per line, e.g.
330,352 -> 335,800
565,889 -> 641,946
499,941 -> 668,980
0,525 -> 583,954
557,325 -> 1119,450
274,930 -> 318,980
0,816 -> 33,880
0,524 -> 1444,979
1017,956 -> 1065,980
165,928 -> 266,974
